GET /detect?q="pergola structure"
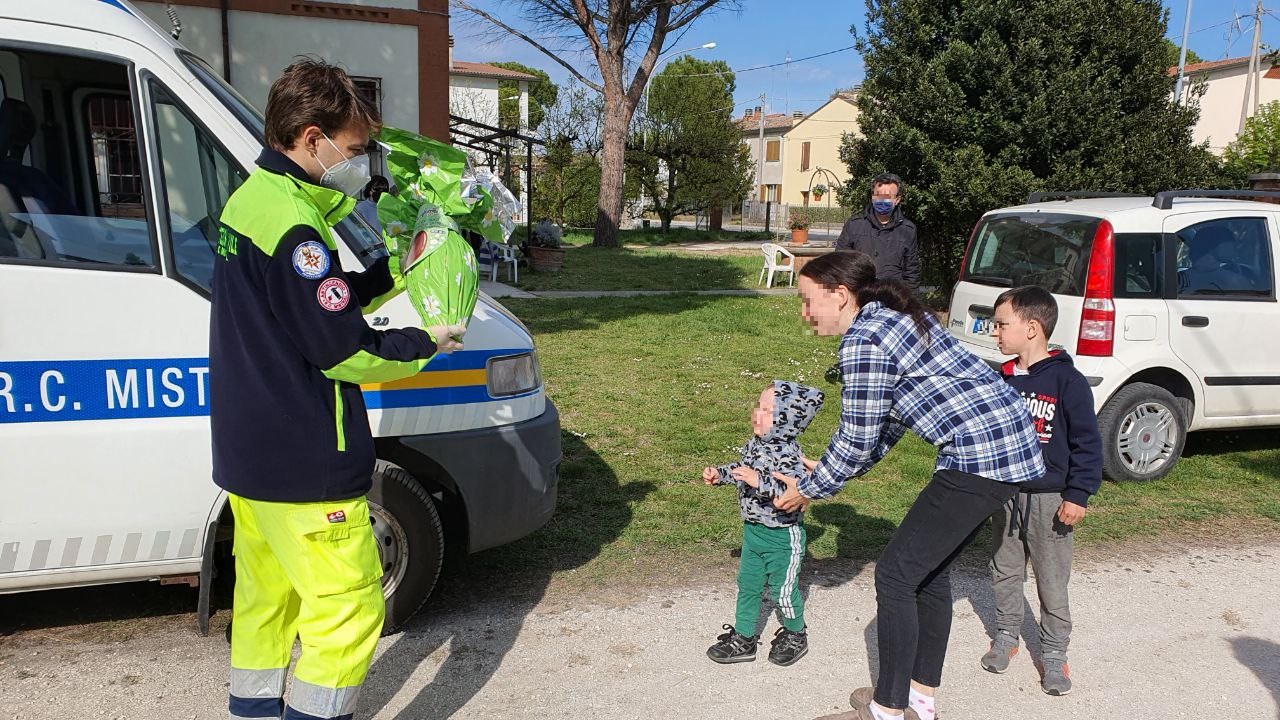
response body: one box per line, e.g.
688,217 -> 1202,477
449,114 -> 543,245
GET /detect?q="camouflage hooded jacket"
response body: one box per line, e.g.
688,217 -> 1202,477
714,380 -> 825,528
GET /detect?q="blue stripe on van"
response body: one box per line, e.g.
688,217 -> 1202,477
0,348 -> 533,424
97,0 -> 132,12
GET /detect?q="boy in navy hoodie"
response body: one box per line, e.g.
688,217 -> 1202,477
982,286 -> 1102,697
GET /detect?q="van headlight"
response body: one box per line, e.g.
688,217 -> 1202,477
487,352 -> 542,397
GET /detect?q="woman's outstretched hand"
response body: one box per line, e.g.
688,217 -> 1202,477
772,472 -> 810,512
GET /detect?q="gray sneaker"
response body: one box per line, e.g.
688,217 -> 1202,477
979,630 -> 1020,673
1040,652 -> 1072,695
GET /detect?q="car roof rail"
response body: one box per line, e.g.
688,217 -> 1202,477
1151,189 -> 1280,210
1026,191 -> 1146,203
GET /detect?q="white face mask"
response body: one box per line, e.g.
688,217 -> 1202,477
315,134 -> 371,197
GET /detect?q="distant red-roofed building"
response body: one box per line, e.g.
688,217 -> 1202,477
739,108 -> 796,203
1171,55 -> 1280,152
449,38 -> 536,130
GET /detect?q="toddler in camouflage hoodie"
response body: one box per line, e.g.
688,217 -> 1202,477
701,380 -> 824,667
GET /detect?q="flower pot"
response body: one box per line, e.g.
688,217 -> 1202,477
526,245 -> 566,273
790,228 -> 809,244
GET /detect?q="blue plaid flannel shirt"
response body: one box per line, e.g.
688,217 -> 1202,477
799,302 -> 1045,499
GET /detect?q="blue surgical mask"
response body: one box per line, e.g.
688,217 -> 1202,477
872,198 -> 895,215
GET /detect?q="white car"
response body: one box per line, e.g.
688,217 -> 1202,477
948,190 -> 1280,482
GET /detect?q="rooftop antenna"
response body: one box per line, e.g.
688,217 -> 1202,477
165,2 -> 183,39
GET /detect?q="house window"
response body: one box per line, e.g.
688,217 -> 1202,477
351,76 -> 386,180
765,139 -> 780,163
351,76 -> 382,114
86,94 -> 144,218
800,141 -> 810,171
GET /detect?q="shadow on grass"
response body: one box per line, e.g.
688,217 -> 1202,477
1230,636 -> 1280,718
360,433 -> 655,720
563,227 -> 772,247
513,245 -> 762,293
505,292 -> 780,337
1184,428 -> 1280,481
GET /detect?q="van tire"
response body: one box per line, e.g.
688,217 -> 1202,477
1098,382 -> 1187,482
368,463 -> 445,635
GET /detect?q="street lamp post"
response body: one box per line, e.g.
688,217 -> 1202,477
638,41 -> 716,224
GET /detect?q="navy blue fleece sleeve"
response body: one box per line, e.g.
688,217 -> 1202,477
264,225 -> 436,384
1061,372 -> 1103,506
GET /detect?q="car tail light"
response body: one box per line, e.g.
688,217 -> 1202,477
956,219 -> 981,288
1077,220 -> 1115,357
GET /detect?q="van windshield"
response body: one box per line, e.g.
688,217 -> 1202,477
179,51 -> 387,269
180,52 -> 264,140
963,213 -> 1099,296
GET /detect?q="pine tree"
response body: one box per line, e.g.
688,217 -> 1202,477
841,0 -> 1229,286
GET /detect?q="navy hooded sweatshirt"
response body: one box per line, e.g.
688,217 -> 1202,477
1000,351 -> 1103,507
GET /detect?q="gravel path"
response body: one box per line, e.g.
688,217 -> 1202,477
3,543 -> 1278,719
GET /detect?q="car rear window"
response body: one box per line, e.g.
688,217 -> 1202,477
963,213 -> 1099,296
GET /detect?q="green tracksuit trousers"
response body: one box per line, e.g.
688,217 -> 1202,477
735,522 -> 807,636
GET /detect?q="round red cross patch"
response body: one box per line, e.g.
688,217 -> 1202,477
317,277 -> 350,312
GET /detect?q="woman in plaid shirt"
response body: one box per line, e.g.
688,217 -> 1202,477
773,252 -> 1044,720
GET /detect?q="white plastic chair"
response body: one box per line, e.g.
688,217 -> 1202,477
491,241 -> 518,283
758,242 -> 796,288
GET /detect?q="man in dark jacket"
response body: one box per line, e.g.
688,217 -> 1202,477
835,173 -> 920,289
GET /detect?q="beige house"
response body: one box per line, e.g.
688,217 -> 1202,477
737,108 -> 796,202
781,92 -> 859,207
1174,56 -> 1280,153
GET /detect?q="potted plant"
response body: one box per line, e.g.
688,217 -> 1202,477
788,211 -> 812,244
811,183 -> 828,202
524,220 -> 566,272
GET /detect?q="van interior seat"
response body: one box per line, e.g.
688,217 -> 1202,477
0,97 -> 79,259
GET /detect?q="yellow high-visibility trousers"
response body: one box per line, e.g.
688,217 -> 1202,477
226,493 -> 385,720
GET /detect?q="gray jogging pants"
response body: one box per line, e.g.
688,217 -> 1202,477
989,491 -> 1074,655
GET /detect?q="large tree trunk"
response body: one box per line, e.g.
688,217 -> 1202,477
593,92 -> 630,247
660,166 -> 677,232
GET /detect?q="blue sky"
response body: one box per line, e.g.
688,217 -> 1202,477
451,2 -> 1280,120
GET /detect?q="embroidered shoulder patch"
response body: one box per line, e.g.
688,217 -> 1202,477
317,277 -> 350,312
292,241 -> 330,280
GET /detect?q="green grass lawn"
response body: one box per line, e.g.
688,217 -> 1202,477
462,295 -> 1280,586
514,244 -> 767,292
509,227 -> 777,292
559,227 -> 773,247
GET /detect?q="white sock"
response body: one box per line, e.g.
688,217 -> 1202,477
908,688 -> 937,720
869,702 -> 904,720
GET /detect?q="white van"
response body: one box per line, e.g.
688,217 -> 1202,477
948,191 -> 1280,483
0,1 -> 560,633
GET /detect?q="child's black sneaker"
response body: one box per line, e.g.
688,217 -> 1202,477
707,624 -> 759,664
768,627 -> 808,666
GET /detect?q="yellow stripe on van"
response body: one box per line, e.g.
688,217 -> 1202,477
360,369 -> 487,392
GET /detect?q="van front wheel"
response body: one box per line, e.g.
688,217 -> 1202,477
1098,382 -> 1186,482
368,463 -> 445,635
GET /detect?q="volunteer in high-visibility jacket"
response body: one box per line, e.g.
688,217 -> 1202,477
209,59 -> 464,720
